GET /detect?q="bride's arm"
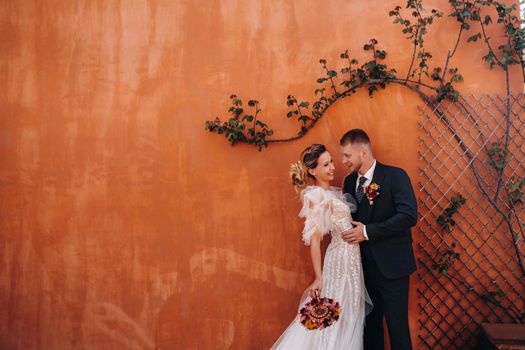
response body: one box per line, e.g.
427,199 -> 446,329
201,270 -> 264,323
307,231 -> 323,298
298,188 -> 330,297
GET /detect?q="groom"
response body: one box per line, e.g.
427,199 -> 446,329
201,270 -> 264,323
340,129 -> 418,350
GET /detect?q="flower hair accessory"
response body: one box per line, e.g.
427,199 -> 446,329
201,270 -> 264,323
299,290 -> 342,331
365,183 -> 380,205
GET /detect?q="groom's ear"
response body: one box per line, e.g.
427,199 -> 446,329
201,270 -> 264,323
360,144 -> 368,156
361,143 -> 371,156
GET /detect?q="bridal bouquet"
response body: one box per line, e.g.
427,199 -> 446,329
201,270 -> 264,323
299,292 -> 341,331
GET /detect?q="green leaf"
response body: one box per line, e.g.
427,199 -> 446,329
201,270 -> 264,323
317,78 -> 327,84
298,101 -> 310,108
376,50 -> 387,59
327,70 -> 337,77
467,33 -> 481,43
461,22 -> 471,30
483,51 -> 496,66
242,115 -> 254,122
451,74 -> 463,82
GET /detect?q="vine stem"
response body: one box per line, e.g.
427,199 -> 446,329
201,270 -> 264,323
406,26 -> 419,83
497,64 -> 525,280
419,253 -> 522,323
322,63 -> 339,97
264,78 -> 437,144
447,272 -> 522,322
449,26 -> 463,59
441,27 -> 463,84
346,56 -> 353,80
454,78 -> 525,277
478,14 -> 504,67
293,100 -> 313,126
252,102 -> 259,134
517,0 -> 525,82
414,5 -> 428,83
457,90 -> 525,251
494,66 -> 511,203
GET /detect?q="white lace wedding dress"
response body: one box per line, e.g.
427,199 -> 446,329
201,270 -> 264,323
271,186 -> 371,350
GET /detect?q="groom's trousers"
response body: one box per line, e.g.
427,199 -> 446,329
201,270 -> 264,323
363,255 -> 412,350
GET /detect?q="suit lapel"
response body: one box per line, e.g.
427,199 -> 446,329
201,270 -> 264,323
360,162 -> 386,224
349,173 -> 358,197
343,172 -> 358,197
343,172 -> 361,219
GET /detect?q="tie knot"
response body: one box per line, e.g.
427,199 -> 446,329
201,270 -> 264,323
359,177 -> 367,185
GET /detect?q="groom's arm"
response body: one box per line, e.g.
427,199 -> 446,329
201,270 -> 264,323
366,168 -> 418,241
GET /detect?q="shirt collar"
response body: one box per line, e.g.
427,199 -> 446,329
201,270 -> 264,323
358,160 -> 377,182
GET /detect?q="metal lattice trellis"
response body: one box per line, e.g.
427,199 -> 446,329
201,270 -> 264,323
417,93 -> 525,350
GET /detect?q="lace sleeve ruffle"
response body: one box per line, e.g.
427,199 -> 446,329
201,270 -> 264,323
298,187 -> 332,246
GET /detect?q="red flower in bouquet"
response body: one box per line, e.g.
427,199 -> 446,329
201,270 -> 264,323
299,292 -> 342,331
364,183 -> 380,205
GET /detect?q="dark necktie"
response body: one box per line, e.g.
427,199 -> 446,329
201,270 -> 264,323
356,176 -> 367,203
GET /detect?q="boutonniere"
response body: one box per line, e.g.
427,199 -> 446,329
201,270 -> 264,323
365,183 -> 380,205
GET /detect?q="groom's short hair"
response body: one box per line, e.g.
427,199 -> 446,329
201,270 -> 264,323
340,129 -> 371,146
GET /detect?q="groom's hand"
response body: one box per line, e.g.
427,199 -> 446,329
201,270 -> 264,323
342,221 -> 366,244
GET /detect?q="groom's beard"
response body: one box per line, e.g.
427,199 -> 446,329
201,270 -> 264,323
347,164 -> 360,174
344,166 -> 355,174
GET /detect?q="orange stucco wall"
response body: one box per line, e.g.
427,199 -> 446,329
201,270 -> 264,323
1,0 -> 521,349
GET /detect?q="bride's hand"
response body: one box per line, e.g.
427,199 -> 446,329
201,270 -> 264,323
308,278 -> 323,299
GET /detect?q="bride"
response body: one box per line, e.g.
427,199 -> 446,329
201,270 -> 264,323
271,144 -> 371,350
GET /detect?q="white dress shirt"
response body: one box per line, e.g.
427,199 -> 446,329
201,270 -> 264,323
355,160 -> 377,240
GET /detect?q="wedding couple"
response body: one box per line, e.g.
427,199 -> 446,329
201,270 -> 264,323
271,129 -> 418,350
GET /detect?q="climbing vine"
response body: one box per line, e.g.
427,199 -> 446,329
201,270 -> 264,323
436,193 -> 467,232
433,192 -> 524,322
205,0 -> 524,151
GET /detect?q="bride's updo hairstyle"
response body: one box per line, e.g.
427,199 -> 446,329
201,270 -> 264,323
290,144 -> 327,193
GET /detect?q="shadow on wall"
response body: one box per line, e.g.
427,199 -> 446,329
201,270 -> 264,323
155,247 -> 309,349
83,303 -> 156,350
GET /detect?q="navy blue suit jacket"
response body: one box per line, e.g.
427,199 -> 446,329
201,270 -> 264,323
343,162 -> 418,279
